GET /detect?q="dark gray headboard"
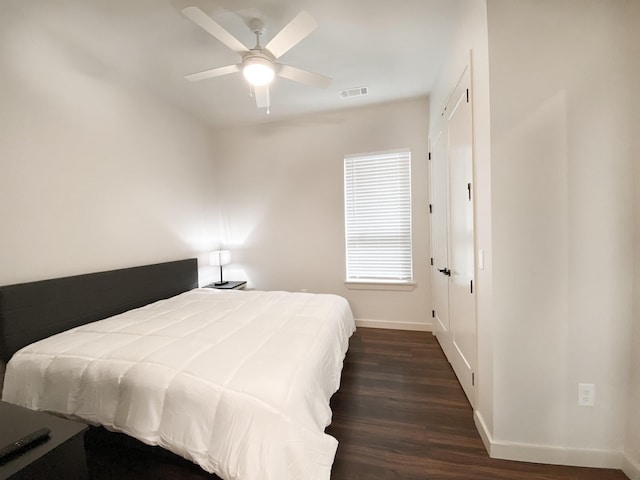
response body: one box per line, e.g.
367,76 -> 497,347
0,258 -> 198,363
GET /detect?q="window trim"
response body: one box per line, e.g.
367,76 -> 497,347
344,280 -> 416,291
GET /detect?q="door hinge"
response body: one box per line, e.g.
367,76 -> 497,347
430,257 -> 434,266
466,88 -> 470,103
429,204 -> 432,214
470,280 -> 473,294
472,372 -> 475,386
428,151 -> 431,160
467,182 -> 472,201
432,310 -> 435,318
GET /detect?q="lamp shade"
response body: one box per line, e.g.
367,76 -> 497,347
209,250 -> 231,266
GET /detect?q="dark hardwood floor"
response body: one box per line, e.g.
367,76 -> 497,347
85,327 -> 628,480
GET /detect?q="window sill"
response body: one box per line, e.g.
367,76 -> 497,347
344,281 -> 416,292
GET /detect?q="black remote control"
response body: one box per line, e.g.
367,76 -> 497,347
0,427 -> 51,460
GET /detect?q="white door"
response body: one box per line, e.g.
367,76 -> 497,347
446,66 -> 476,406
429,129 -> 452,362
429,64 -> 477,407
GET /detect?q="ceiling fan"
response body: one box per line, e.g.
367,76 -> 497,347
181,6 -> 331,111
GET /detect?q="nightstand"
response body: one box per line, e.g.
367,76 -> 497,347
0,401 -> 88,480
204,280 -> 247,290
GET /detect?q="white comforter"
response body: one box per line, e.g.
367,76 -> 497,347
2,288 -> 355,480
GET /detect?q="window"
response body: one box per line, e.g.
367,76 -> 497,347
344,149 -> 413,284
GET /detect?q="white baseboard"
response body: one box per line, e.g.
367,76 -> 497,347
623,454 -> 640,480
355,318 -> 432,332
473,410 -> 623,470
473,410 -> 492,454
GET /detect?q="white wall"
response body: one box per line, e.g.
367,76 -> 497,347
486,0 -> 635,468
0,5 -> 218,286
428,0 -> 494,441
624,1 -> 640,477
210,98 -> 431,329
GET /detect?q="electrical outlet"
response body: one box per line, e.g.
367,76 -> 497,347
578,383 -> 595,406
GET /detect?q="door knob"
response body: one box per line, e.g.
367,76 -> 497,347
438,268 -> 451,276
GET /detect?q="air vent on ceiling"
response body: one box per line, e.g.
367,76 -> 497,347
340,86 -> 368,98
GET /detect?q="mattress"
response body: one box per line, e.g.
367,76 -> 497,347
2,288 -> 355,480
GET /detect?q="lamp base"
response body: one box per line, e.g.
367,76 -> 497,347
214,281 -> 228,286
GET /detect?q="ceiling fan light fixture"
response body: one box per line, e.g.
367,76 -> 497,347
243,57 -> 275,86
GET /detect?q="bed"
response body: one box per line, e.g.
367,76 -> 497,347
0,259 -> 355,480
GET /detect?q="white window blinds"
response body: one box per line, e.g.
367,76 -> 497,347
344,150 -> 413,282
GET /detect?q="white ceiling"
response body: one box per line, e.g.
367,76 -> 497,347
4,0 -> 463,129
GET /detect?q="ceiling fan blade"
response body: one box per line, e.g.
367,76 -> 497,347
265,10 -> 317,59
182,6 -> 249,55
184,64 -> 240,82
277,64 -> 331,89
253,85 -> 270,109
